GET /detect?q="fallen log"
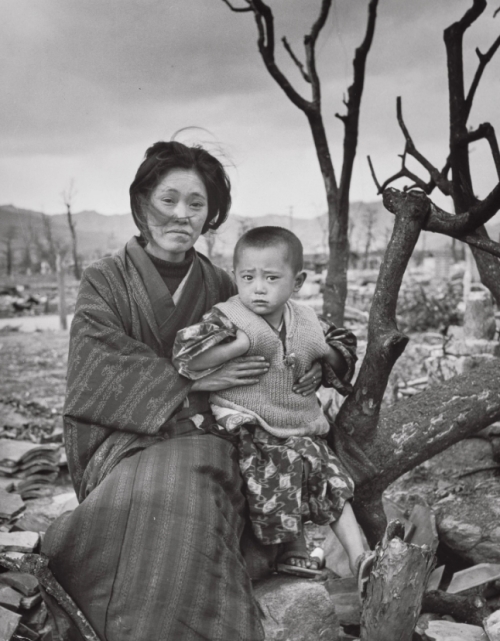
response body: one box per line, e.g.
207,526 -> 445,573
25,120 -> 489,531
422,590 -> 492,627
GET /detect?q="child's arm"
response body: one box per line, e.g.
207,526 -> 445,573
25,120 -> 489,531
189,329 -> 250,371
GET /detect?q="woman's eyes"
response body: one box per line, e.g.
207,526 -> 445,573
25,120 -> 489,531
190,202 -> 205,210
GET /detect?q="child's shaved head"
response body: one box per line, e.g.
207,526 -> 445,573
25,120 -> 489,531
234,226 -> 304,274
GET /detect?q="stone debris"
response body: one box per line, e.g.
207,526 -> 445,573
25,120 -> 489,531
484,610 -> 500,641
253,574 -> 340,641
0,605 -> 22,641
418,619 -> 488,640
0,491 -> 25,521
447,565 -> 500,595
427,566 -> 445,591
0,532 -> 39,554
0,573 -> 39,597
0,568 -> 48,640
0,439 -> 60,500
325,577 -> 361,626
0,585 -> 23,609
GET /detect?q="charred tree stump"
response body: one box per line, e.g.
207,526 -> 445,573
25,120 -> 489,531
360,521 -> 435,641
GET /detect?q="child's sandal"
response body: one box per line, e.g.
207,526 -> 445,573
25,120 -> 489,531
276,546 -> 326,579
355,551 -> 376,599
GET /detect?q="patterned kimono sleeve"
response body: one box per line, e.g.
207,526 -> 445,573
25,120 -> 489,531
172,307 -> 238,380
318,319 -> 357,396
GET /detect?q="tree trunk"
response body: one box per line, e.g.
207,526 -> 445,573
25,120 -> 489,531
66,208 -> 81,280
360,521 -> 435,641
351,358 -> 500,545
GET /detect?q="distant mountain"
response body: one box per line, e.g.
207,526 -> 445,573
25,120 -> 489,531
1,202 -> 499,264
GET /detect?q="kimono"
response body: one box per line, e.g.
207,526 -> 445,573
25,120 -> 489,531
173,303 -> 357,545
41,237 -> 264,641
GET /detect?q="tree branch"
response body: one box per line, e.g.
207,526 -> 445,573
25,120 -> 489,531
282,36 -> 310,83
396,97 -> 452,196
338,0 -> 379,209
464,34 -> 500,120
382,189 -> 500,260
304,0 -> 332,105
368,148 -> 435,195
246,0 -> 313,113
462,122 -> 500,179
220,0 -> 252,11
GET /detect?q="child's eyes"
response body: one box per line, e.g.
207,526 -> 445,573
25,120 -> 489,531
242,275 -> 253,281
267,276 -> 279,282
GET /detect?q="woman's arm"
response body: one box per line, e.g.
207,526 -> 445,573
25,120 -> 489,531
189,330 -> 250,371
323,345 -> 348,378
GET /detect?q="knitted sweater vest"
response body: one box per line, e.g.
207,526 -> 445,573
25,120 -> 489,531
211,296 -> 331,438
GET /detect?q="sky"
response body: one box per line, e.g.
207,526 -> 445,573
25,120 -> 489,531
1,0 -> 500,219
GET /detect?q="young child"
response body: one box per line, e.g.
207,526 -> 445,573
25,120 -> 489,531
173,226 -> 373,589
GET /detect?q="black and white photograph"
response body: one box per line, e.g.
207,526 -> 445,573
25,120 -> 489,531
1,1 -> 500,639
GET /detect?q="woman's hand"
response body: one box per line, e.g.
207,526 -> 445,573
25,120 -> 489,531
292,361 -> 322,396
191,356 -> 269,392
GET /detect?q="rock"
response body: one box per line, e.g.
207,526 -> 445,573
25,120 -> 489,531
435,491 -> 500,564
254,575 -> 340,641
0,572 -> 39,597
420,619 -> 488,640
325,577 -> 360,626
20,592 -> 42,610
0,605 -> 21,640
0,490 -> 25,520
0,531 -> 39,553
447,564 -> 500,594
414,613 -> 442,640
485,609 -> 500,641
11,513 -> 52,534
0,585 -> 22,610
420,620 -> 486,640
464,290 -> 497,340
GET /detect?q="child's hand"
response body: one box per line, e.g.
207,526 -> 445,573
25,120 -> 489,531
235,329 -> 251,354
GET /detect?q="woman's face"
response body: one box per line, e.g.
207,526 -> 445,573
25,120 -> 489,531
145,168 -> 209,262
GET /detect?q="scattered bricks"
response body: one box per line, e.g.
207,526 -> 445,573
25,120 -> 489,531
0,491 -> 25,520
0,573 -> 39,597
447,565 -> 500,595
0,585 -> 23,610
0,532 -> 39,554
0,605 -> 22,640
11,514 -> 52,534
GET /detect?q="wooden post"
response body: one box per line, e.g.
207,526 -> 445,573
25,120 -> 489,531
56,253 -> 67,331
360,521 -> 435,641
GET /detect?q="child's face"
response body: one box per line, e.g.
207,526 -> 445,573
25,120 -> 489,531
233,245 -> 306,327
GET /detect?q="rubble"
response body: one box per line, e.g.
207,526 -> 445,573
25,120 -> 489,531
484,610 -> 500,641
447,565 -> 500,595
417,619 -> 488,640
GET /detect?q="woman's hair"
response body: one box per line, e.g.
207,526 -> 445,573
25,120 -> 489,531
129,140 -> 231,238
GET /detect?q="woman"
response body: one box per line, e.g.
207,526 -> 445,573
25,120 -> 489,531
42,141 -> 326,641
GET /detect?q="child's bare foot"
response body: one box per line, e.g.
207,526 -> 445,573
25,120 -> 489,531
276,533 -> 325,577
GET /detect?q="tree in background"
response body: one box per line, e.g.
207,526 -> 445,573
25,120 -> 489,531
1,226 -> 16,276
62,180 -> 81,280
220,0 -> 379,325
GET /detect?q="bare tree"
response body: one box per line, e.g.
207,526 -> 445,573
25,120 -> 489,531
62,180 -> 81,280
220,0 -> 379,325
334,0 -> 500,550
19,217 -> 35,274
1,226 -> 16,276
362,206 -> 376,269
39,214 -> 58,273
